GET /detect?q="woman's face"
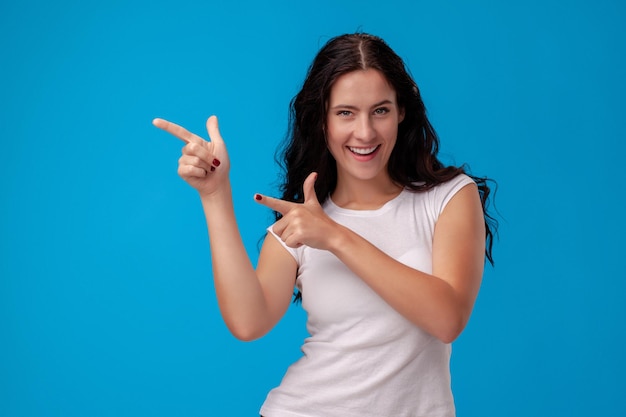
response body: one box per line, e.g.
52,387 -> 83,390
325,69 -> 404,185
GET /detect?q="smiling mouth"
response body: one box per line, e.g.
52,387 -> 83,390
348,145 -> 380,156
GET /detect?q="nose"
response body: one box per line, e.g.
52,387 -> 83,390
354,114 -> 376,142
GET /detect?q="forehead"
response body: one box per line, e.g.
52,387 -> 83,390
329,69 -> 396,105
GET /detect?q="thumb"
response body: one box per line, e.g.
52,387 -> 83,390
206,115 -> 225,145
303,172 -> 320,206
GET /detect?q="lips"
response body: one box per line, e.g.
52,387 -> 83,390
348,145 -> 380,156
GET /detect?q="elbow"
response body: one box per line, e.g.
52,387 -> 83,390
232,332 -> 259,342
432,314 -> 468,344
437,327 -> 462,344
227,321 -> 267,342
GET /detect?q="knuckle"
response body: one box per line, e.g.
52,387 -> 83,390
292,212 -> 306,224
178,165 -> 195,177
184,142 -> 201,155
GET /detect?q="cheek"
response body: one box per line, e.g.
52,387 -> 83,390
385,123 -> 400,144
325,128 -> 345,153
326,139 -> 343,160
388,136 -> 398,153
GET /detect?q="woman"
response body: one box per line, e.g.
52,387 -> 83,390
154,33 -> 495,417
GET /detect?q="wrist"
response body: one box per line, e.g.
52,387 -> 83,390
327,223 -> 352,254
199,180 -> 233,205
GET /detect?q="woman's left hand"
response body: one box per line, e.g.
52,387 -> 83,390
255,172 -> 342,250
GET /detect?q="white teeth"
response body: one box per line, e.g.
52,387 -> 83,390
349,146 -> 378,155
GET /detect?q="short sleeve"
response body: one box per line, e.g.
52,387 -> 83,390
266,224 -> 301,265
432,174 -> 476,220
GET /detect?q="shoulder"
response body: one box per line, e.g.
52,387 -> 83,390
406,174 -> 477,219
434,174 -> 476,205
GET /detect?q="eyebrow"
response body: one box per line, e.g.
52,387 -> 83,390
330,99 -> 394,111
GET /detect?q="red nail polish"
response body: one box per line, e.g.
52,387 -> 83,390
255,194 -> 262,201
210,166 -> 216,172
213,158 -> 221,167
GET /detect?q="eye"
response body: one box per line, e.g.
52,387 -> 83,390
336,110 -> 353,117
373,107 -> 390,115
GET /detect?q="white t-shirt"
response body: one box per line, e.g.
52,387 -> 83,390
260,174 -> 475,417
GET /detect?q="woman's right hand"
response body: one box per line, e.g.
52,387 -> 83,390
153,116 -> 230,197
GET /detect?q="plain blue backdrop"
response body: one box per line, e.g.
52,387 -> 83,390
1,0 -> 624,416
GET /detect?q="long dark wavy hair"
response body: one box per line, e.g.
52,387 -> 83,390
276,33 -> 497,266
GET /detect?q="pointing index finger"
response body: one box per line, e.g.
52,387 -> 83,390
152,118 -> 204,144
254,194 -> 295,216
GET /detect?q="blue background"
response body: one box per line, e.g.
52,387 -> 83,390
1,0 -> 624,416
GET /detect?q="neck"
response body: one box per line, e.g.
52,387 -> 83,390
331,174 -> 403,210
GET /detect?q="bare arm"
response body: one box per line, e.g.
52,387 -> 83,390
330,184 -> 485,343
257,173 -> 485,343
153,116 -> 296,341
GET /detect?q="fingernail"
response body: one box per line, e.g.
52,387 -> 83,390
213,158 -> 221,167
254,194 -> 262,201
210,166 -> 216,172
